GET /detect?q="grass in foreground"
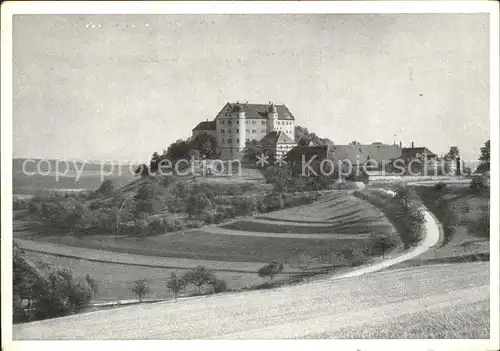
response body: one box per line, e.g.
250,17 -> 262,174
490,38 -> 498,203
306,300 -> 489,339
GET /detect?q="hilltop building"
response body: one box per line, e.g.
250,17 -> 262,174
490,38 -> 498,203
192,102 -> 296,160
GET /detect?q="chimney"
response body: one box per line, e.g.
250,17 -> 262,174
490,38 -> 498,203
411,141 -> 414,148
399,141 -> 402,148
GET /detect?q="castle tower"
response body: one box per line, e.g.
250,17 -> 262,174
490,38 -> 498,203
230,102 -> 246,158
267,102 -> 278,132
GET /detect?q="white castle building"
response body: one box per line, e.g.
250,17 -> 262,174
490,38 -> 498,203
192,102 -> 296,160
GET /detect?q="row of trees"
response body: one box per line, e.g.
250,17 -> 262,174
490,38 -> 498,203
138,133 -> 220,176
131,266 -> 227,301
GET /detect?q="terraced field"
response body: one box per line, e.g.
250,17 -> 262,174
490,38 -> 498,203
19,191 -> 394,262
16,189 -> 398,301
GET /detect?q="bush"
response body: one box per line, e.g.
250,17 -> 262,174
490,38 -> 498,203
182,266 -> 217,294
186,194 -> 213,217
137,182 -> 161,200
142,219 -> 167,236
470,174 -> 490,193
257,261 -> 284,281
186,219 -> 204,229
98,180 -> 115,197
355,188 -> 426,249
13,243 -> 97,323
13,198 -> 27,211
467,204 -> 490,238
212,279 -> 228,294
434,182 -> 447,192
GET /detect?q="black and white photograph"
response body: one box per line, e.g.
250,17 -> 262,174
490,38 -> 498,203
1,1 -> 499,349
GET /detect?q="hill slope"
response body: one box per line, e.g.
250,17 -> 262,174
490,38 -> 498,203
13,261 -> 490,340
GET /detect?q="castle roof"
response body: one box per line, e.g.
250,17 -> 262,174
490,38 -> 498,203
218,102 -> 295,120
401,147 -> 437,159
285,145 -> 329,162
327,145 -> 402,164
260,131 -> 296,146
192,121 -> 216,131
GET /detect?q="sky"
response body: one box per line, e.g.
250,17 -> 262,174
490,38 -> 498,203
13,14 -> 490,162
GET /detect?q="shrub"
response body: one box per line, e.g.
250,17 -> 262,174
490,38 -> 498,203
434,182 -> 447,192
131,279 -> 150,302
13,243 -> 97,323
182,266 -> 217,294
186,194 -> 213,217
470,174 -> 490,193
213,196 -> 232,206
257,261 -> 284,281
201,210 -> 215,225
136,181 -> 160,200
97,180 -> 115,197
161,175 -> 176,187
467,204 -> 490,238
355,189 -> 425,249
186,219 -> 204,229
212,279 -> 228,294
13,198 -> 27,211
143,219 -> 166,236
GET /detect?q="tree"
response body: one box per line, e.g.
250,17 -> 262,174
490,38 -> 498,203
97,179 -> 115,197
134,182 -> 162,218
243,139 -> 260,162
131,279 -> 150,302
190,133 -> 219,159
150,152 -> 162,174
445,146 -> 460,160
166,139 -> 192,162
370,234 -> 400,259
297,137 -> 310,146
257,261 -> 284,281
13,243 -> 97,323
134,164 -> 150,178
182,266 -> 216,294
294,125 -> 334,146
349,141 -> 361,145
166,272 -> 185,300
186,194 -> 213,217
479,140 -> 490,162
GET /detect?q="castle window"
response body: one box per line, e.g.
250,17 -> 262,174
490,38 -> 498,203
220,120 -> 224,124
252,121 -> 256,124
220,129 -> 225,133
236,139 -> 239,143
237,120 -> 239,125
228,138 -> 232,143
236,129 -> 239,133
261,120 -> 266,125
221,138 -> 224,143
252,129 -> 256,133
